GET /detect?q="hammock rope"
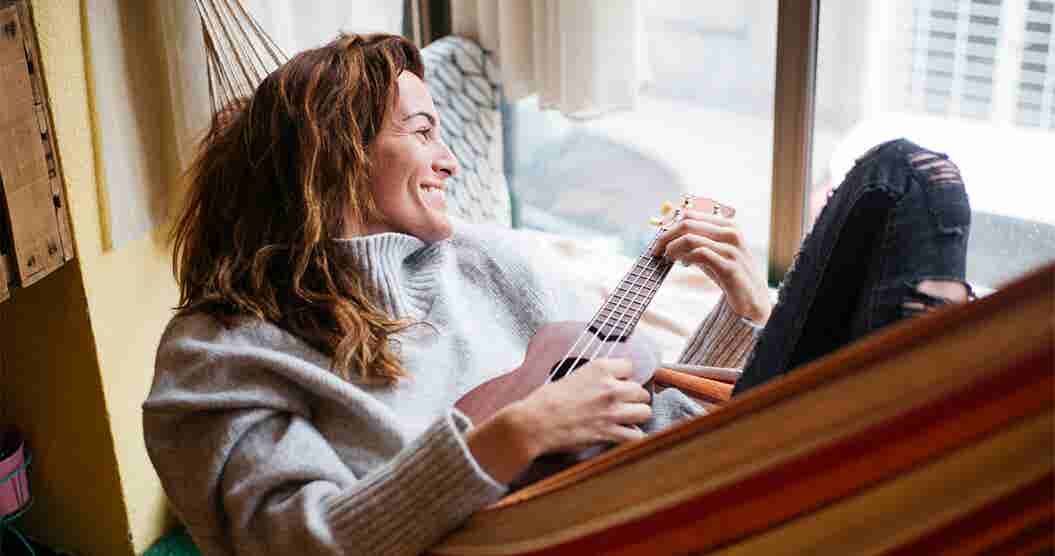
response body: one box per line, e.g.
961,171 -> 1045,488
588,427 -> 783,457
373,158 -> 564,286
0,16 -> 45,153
194,0 -> 287,114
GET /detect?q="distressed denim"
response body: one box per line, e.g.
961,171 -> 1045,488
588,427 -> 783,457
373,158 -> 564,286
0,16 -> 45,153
734,138 -> 973,395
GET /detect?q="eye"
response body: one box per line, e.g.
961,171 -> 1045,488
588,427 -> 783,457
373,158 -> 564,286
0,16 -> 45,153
416,127 -> 433,140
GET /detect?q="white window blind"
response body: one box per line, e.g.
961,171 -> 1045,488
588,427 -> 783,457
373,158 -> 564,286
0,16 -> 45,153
1015,0 -> 1054,128
905,0 -> 1004,120
898,0 -> 1053,129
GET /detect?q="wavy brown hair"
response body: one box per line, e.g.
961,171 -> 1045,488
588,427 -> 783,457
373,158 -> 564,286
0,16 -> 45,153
171,33 -> 424,385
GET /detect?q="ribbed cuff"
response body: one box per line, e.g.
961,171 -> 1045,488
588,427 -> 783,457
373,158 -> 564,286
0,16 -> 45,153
677,295 -> 760,369
325,410 -> 507,555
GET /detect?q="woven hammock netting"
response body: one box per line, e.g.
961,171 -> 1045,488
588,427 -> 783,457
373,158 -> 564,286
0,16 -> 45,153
194,0 -> 287,117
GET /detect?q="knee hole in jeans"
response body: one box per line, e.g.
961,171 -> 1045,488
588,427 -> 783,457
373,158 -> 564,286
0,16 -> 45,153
907,152 -> 963,187
901,279 -> 973,317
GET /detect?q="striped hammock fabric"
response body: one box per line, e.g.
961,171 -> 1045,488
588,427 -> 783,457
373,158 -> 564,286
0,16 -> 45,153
430,263 -> 1055,556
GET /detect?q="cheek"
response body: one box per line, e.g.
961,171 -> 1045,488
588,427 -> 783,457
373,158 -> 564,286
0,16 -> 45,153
370,151 -> 411,204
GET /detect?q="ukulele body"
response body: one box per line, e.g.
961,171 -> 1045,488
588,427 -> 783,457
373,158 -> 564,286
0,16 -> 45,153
455,320 -> 659,425
455,321 -> 658,487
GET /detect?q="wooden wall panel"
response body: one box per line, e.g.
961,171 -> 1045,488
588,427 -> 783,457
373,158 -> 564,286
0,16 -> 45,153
0,4 -> 71,295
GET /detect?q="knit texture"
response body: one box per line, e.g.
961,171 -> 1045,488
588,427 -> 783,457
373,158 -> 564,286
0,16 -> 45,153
144,222 -> 752,556
677,294 -> 761,368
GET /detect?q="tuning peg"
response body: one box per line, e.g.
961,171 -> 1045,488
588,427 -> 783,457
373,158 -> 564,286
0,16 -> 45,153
649,216 -> 663,227
681,194 -> 695,208
659,201 -> 674,216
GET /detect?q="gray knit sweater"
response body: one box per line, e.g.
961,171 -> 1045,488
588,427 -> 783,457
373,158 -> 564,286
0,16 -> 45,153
144,222 -> 757,556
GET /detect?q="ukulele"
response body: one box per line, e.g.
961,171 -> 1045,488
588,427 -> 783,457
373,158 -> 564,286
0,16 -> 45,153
455,195 -> 735,486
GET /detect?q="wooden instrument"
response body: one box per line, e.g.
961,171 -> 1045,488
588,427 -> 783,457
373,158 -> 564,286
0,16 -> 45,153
455,195 -> 734,484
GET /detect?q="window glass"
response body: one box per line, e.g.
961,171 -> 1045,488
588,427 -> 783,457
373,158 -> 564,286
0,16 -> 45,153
508,1 -> 777,272
811,0 -> 1055,291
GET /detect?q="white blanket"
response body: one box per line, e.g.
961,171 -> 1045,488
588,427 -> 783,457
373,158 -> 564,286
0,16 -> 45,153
513,229 -> 724,363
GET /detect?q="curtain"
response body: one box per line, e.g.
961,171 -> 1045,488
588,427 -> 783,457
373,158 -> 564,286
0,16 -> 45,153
84,0 -> 402,248
451,0 -> 647,120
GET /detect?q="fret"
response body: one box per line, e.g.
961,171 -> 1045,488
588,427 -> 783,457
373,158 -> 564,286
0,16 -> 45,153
617,274 -> 657,292
619,271 -> 662,289
601,302 -> 647,316
601,297 -> 649,318
583,220 -> 682,339
607,289 -> 650,306
595,259 -> 673,334
615,268 -> 670,296
629,259 -> 668,276
592,311 -> 633,329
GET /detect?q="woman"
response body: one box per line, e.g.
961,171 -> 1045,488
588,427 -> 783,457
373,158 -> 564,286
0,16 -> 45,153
145,33 -> 970,556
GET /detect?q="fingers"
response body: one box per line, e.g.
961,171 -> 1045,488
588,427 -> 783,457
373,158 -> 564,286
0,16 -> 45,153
652,213 -> 744,259
588,360 -> 650,402
593,357 -> 634,380
668,234 -> 737,265
606,424 -> 647,444
609,402 -> 652,424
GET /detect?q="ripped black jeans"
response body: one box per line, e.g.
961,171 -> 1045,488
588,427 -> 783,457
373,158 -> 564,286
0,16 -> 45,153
734,138 -> 973,395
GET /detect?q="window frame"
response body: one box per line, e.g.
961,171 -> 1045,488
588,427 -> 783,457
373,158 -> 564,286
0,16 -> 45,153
769,0 -> 820,286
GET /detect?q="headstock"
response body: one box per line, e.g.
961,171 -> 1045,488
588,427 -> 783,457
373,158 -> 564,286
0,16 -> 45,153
649,195 -> 736,230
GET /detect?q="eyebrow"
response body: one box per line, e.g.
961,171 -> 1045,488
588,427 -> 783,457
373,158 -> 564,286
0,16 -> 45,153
403,111 -> 436,126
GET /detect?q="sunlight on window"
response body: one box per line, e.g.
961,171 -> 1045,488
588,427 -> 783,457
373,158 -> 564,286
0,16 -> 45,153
508,2 -> 776,273
811,0 -> 1055,291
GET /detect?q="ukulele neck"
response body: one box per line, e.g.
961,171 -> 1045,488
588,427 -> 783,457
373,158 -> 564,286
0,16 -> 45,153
586,250 -> 674,343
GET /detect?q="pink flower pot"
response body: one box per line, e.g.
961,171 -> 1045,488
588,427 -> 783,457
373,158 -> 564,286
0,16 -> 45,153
0,429 -> 30,517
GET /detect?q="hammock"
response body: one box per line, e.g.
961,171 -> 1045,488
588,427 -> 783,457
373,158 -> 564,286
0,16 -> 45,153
430,263 -> 1054,555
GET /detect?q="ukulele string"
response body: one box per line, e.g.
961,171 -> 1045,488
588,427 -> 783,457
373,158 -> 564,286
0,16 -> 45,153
592,216 -> 675,363
598,247 -> 670,362
590,195 -> 695,363
581,205 -> 683,366
545,219 -> 670,382
548,196 -> 696,382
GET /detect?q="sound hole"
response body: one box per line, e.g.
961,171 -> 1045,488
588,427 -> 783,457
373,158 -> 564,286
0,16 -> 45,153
587,325 -> 630,343
550,357 -> 590,381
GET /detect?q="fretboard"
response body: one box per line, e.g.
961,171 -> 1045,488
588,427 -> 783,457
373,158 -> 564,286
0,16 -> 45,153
587,252 -> 674,342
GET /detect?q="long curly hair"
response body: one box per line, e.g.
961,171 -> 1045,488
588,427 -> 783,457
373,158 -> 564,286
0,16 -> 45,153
171,33 -> 424,385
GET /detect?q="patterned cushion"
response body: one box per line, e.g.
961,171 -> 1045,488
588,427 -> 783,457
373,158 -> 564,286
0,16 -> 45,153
422,36 -> 512,228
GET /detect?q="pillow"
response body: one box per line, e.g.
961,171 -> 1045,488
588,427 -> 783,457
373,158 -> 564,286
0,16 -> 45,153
421,36 -> 512,228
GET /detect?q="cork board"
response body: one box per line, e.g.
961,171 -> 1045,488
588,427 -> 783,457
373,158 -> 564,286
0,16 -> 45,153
0,5 -> 65,288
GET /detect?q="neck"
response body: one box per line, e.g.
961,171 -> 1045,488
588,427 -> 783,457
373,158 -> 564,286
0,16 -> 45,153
587,249 -> 674,342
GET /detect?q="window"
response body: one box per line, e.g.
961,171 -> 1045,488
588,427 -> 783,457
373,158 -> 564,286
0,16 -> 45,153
507,2 -> 778,274
501,0 -> 1052,290
811,0 -> 1055,290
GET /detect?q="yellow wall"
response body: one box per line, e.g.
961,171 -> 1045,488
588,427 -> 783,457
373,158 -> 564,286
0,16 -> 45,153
0,1 -> 177,554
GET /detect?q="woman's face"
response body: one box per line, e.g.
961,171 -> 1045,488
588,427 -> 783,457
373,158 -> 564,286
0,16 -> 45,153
363,71 -> 459,242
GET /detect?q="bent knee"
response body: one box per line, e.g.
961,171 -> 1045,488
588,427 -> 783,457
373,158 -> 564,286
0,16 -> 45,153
907,151 -> 964,187
901,279 -> 974,316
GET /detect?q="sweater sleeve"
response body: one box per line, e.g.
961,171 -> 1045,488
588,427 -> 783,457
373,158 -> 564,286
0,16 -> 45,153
144,323 -> 506,556
675,294 -> 761,369
221,409 -> 503,556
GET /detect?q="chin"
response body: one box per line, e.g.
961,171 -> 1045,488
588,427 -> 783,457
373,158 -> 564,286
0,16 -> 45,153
419,217 -> 453,243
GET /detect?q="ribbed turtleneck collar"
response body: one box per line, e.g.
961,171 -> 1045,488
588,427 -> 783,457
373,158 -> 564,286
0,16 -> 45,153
329,233 -> 448,320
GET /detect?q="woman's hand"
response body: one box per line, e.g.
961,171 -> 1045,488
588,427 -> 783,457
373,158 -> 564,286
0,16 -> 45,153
466,358 -> 651,485
652,208 -> 772,324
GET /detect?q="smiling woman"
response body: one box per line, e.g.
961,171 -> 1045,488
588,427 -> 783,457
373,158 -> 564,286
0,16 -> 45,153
362,73 -> 460,242
146,31 -> 751,556
144,24 -> 986,556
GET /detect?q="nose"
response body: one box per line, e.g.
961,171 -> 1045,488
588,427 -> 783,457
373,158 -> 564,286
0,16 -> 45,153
434,141 -> 459,179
